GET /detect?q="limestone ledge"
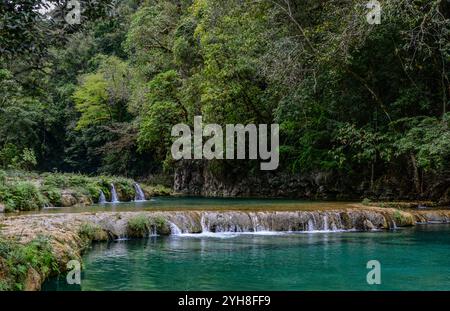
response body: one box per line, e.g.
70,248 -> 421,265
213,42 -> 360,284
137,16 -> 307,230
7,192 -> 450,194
0,206 -> 449,290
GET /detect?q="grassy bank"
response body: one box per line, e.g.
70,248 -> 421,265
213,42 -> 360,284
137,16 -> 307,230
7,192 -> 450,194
0,170 -> 172,213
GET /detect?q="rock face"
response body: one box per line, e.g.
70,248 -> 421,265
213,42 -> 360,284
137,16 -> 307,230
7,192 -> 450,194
60,191 -> 93,207
0,203 -> 5,213
174,161 -> 343,199
24,268 -> 42,291
173,161 -> 450,202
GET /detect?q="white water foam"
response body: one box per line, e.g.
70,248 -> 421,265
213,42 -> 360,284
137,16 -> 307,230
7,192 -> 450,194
200,215 -> 209,233
110,183 -> 120,203
171,229 -> 355,238
169,221 -> 182,235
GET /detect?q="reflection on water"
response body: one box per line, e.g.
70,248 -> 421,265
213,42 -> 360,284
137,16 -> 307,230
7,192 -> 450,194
43,224 -> 450,291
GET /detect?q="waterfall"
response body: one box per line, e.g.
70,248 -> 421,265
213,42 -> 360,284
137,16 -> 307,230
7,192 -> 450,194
90,209 -> 420,238
149,226 -> 157,237
391,218 -> 398,230
110,184 -> 119,203
98,190 -> 107,204
134,183 -> 146,201
200,215 -> 209,233
323,215 -> 329,231
307,219 -> 315,231
149,209 -> 413,236
250,213 -> 258,232
169,221 -> 182,235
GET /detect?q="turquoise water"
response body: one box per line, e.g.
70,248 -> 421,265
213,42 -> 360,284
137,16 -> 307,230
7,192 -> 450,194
44,224 -> 450,291
19,197 -> 353,215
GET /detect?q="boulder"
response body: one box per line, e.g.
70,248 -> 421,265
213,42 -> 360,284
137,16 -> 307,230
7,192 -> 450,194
24,267 -> 42,291
77,195 -> 93,206
363,219 -> 376,230
61,192 -> 77,207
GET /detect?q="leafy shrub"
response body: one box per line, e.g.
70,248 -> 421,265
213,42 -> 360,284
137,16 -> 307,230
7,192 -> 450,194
40,186 -> 62,206
362,198 -> 371,205
78,223 -> 109,242
0,144 -> 37,171
42,173 -> 68,188
0,171 -> 168,211
0,236 -> 59,290
393,210 -> 407,225
0,170 -> 7,183
127,215 -> 150,237
0,181 -> 46,211
150,216 -> 169,235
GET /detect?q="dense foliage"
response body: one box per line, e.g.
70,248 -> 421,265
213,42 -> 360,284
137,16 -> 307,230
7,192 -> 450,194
0,236 -> 58,290
1,0 -> 449,196
0,170 -> 138,211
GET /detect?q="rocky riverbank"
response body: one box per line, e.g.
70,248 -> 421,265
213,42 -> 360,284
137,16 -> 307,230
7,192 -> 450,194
174,161 -> 450,203
0,205 -> 449,290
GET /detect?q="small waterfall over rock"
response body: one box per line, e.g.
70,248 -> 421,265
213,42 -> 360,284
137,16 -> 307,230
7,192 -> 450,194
134,183 -> 146,201
110,184 -> 119,203
164,210 -> 400,235
200,214 -> 210,233
149,225 -> 157,237
99,190 -> 107,204
80,208 -> 425,239
307,218 -> 315,231
323,214 -> 329,231
169,221 -> 182,235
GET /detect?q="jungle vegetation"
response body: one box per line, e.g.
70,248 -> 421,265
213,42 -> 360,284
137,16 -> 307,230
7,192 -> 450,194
0,0 -> 449,195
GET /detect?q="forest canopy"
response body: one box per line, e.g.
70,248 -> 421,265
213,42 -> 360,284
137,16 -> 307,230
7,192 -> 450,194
0,0 -> 449,195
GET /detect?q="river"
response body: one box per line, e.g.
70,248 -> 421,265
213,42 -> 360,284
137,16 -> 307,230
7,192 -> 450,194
40,198 -> 450,291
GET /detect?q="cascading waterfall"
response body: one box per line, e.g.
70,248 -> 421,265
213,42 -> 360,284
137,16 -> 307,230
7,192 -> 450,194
163,210 -> 397,235
169,221 -> 182,235
134,183 -> 146,201
307,219 -> 315,231
98,190 -> 107,204
110,184 -> 119,203
323,214 -> 329,231
92,209 -> 421,239
249,213 -> 260,232
149,225 -> 157,237
391,218 -> 398,230
200,215 -> 209,233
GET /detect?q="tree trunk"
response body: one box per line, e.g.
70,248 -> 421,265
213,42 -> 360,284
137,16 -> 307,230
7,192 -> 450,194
410,154 -> 421,195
